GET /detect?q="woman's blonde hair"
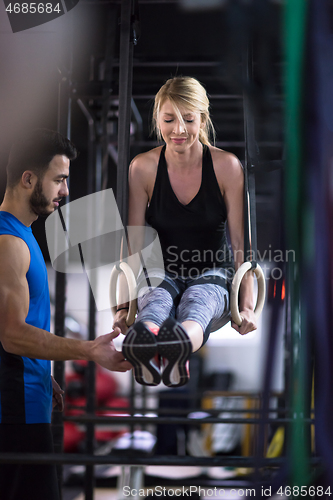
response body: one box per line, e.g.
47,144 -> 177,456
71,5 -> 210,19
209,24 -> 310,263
152,76 -> 215,146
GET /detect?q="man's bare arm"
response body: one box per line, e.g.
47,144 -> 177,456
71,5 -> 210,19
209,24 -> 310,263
0,235 -> 132,372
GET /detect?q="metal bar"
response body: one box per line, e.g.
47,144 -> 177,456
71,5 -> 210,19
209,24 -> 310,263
131,62 -> 228,67
129,95 -> 244,100
70,82 -> 281,102
87,122 -> 103,500
75,97 -> 98,500
101,7 -> 118,191
66,405 -> 296,415
116,0 -> 138,455
85,390 -> 284,399
110,141 -> 282,148
131,98 -> 143,139
53,24 -> 73,500
85,356 -> 96,499
71,85 -> 244,99
64,415 -> 314,425
241,47 -> 265,493
76,100 -> 96,164
116,0 -> 134,225
0,453 -> 311,468
284,0 -> 311,489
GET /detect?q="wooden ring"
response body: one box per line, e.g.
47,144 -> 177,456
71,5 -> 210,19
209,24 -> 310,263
109,262 -> 137,326
230,262 -> 266,327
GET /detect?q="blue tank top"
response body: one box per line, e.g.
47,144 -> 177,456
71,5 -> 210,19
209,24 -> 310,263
0,211 -> 52,424
146,145 -> 234,279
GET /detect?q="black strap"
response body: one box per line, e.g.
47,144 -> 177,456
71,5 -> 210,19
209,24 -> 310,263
116,0 -> 139,266
117,0 -> 136,227
242,46 -> 258,268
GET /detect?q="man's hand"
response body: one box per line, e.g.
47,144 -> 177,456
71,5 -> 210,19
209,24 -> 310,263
112,310 -> 129,336
51,375 -> 64,411
231,308 -> 257,335
90,328 -> 132,372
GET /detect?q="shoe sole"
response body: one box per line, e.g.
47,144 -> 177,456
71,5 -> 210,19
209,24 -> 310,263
122,324 -> 160,386
157,319 -> 192,388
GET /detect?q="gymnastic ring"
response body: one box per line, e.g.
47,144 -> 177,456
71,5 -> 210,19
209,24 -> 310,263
109,262 -> 137,327
230,262 -> 266,327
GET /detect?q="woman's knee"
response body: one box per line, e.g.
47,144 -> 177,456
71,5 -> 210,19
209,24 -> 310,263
137,286 -> 174,313
177,284 -> 228,318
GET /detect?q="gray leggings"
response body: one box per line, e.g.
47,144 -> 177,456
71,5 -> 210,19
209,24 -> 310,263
136,268 -> 231,345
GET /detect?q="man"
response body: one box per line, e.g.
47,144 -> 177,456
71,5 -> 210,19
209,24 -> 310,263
0,129 -> 132,500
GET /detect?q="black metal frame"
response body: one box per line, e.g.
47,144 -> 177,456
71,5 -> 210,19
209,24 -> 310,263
2,453 -> 319,468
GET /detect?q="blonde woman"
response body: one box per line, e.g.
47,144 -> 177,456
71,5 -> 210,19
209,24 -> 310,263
114,77 -> 256,387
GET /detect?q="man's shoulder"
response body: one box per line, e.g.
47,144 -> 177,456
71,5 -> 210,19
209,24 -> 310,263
0,235 -> 30,291
0,233 -> 30,265
0,212 -> 30,251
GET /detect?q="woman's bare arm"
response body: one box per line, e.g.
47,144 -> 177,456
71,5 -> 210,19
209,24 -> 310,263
113,153 -> 153,333
212,149 -> 256,335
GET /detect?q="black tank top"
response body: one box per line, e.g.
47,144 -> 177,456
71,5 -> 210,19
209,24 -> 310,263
146,145 -> 234,279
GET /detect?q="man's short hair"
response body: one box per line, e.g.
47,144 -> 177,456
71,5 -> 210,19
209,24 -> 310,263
6,129 -> 78,188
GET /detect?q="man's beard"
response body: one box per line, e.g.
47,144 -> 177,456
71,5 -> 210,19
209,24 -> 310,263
29,178 -> 53,217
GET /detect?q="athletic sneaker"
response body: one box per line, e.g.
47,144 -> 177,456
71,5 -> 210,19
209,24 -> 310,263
122,322 -> 161,386
157,317 -> 192,388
